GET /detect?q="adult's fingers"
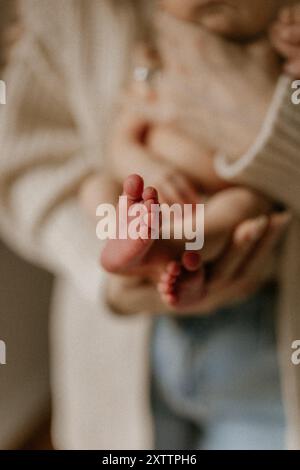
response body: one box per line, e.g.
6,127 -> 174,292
170,173 -> 200,203
211,215 -> 269,284
158,180 -> 185,205
157,175 -> 197,205
109,110 -> 167,182
183,212 -> 291,315
241,212 -> 291,280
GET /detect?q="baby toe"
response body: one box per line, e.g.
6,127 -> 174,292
143,186 -> 159,203
158,278 -> 175,295
182,251 -> 202,272
161,271 -> 177,285
166,261 -> 181,277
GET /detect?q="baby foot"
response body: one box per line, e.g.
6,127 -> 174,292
100,174 -> 160,274
270,4 -> 300,77
158,252 -> 205,310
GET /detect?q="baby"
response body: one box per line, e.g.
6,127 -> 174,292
161,0 -> 300,75
84,1 -> 299,312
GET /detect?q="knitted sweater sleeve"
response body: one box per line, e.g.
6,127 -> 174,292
215,76 -> 300,216
0,1 -> 104,304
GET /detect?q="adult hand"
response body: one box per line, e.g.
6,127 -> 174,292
108,107 -> 202,205
111,93 -> 281,316
178,211 -> 290,315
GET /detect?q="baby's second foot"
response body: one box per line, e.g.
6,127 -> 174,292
270,4 -> 300,77
101,174 -> 160,274
158,252 -> 205,311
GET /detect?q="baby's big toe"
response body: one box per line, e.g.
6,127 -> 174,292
123,174 -> 144,201
182,251 -> 202,272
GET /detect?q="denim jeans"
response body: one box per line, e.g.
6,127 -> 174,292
151,285 -> 285,450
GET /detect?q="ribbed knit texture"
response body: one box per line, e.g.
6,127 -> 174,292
215,76 -> 300,213
216,75 -> 300,449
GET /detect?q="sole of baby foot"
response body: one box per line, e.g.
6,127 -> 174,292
158,252 -> 206,311
100,174 -> 160,274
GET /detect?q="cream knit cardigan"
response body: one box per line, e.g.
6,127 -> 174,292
0,0 -> 299,449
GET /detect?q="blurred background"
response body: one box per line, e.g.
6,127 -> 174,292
0,0 -> 52,450
0,0 -> 297,450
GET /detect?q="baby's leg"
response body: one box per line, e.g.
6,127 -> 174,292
270,4 -> 300,76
